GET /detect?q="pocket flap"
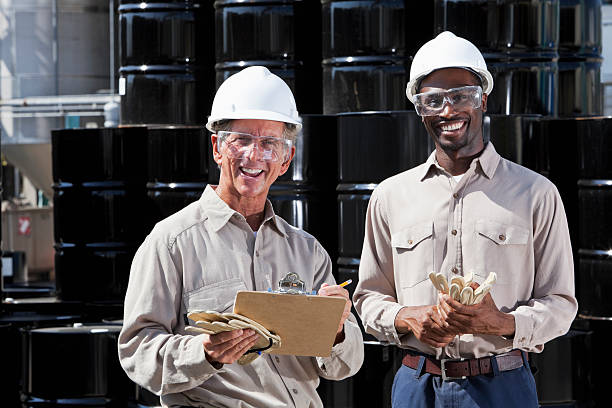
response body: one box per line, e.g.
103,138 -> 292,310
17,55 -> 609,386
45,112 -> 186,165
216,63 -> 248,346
391,222 -> 433,250
476,220 -> 529,245
183,278 -> 247,313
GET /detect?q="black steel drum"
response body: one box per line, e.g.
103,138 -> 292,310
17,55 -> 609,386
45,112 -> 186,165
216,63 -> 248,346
434,0 -> 560,59
530,325 -> 594,406
147,126 -> 208,183
22,325 -> 131,405
337,111 -> 432,183
486,59 -> 558,116
577,117 -> 612,179
337,186 -> 373,261
214,0 -> 321,114
321,0 -> 405,58
559,0 -> 602,57
557,58 -> 602,116
319,341 -> 401,408
578,181 -> 612,251
119,1 -> 214,125
55,243 -> 137,302
484,114 -> 542,167
322,57 -> 408,114
53,182 -> 148,244
578,251 -> 612,319
147,182 -> 207,224
52,128 -> 147,184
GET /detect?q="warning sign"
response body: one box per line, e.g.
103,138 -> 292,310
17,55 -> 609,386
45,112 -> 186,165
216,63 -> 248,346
18,216 -> 32,236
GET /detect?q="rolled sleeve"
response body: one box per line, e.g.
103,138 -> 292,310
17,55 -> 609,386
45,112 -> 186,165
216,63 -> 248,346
316,315 -> 364,380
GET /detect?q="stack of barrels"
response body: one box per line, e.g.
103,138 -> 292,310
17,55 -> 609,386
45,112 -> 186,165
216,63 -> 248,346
118,0 -> 215,126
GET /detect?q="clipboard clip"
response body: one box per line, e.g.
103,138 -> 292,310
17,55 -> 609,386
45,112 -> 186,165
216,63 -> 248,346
270,272 -> 315,295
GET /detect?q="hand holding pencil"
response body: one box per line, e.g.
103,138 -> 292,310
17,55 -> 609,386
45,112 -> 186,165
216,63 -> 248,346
318,279 -> 353,340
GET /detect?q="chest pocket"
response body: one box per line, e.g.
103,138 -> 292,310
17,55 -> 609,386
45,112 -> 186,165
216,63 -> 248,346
474,220 -> 529,285
475,220 -> 529,246
391,222 -> 433,288
183,277 -> 247,314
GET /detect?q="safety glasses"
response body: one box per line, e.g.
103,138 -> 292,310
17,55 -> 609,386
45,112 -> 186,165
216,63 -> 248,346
216,131 -> 292,163
414,85 -> 483,117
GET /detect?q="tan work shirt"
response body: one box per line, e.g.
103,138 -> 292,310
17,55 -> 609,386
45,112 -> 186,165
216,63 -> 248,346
119,186 -> 364,407
353,142 -> 577,359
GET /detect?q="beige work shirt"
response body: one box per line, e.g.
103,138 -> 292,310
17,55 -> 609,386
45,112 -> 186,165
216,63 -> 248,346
119,185 -> 364,408
353,142 -> 577,359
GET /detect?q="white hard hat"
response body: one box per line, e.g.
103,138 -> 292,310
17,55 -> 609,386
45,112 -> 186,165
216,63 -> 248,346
206,66 -> 302,131
406,31 -> 494,103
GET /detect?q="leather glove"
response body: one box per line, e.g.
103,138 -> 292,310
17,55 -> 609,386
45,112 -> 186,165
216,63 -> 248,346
186,310 -> 281,365
429,271 -> 496,305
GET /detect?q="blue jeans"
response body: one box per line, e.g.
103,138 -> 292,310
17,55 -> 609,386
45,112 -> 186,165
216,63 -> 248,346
391,355 -> 539,408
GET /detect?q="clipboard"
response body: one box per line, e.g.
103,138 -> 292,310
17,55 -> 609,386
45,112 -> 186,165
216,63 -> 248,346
233,290 -> 346,357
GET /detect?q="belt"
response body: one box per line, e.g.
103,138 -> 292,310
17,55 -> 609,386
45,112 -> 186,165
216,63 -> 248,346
402,349 -> 526,381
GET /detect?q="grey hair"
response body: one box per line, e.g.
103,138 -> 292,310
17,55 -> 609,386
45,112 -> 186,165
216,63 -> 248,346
210,119 -> 299,144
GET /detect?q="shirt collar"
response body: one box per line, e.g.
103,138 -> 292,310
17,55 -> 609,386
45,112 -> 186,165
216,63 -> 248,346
419,142 -> 501,181
199,185 -> 287,237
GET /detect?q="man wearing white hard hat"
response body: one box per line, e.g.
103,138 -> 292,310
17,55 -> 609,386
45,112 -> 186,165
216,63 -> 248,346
354,32 -> 576,407
119,66 -> 364,407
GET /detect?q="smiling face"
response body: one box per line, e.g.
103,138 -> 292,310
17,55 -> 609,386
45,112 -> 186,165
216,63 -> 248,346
212,119 -> 295,211
419,68 -> 488,156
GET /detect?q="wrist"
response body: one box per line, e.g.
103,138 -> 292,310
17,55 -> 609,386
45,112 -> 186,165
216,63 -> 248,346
205,352 -> 224,370
496,312 -> 515,337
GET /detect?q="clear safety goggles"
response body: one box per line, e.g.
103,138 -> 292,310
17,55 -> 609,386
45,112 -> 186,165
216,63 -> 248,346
413,85 -> 483,117
217,131 -> 292,163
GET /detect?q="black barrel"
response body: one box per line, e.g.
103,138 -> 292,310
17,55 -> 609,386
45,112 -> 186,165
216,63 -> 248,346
559,0 -> 602,58
434,0 -> 560,59
146,126 -> 208,224
119,1 -> 214,125
434,0 -> 560,116
530,321 -> 594,405
0,303 -> 82,407
484,114 -> 542,167
22,325 -> 131,405
322,0 -> 407,114
52,128 -> 148,302
214,0 -> 321,113
318,341 -> 402,408
268,115 -> 338,256
576,117 -> 612,319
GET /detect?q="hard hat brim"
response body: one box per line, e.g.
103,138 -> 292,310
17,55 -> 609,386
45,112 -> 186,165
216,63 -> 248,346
206,109 -> 303,132
406,66 -> 494,103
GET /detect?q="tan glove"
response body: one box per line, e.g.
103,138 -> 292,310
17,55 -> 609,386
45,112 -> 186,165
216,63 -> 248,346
429,271 -> 496,305
186,310 -> 281,365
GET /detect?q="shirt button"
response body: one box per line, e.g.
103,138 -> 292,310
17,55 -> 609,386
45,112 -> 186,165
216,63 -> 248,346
498,234 -> 506,241
408,239 -> 413,245
451,229 -> 457,235
449,341 -> 455,347
256,250 -> 260,256
292,389 -> 298,394
451,267 -> 458,273
275,356 -> 280,363
453,193 -> 459,199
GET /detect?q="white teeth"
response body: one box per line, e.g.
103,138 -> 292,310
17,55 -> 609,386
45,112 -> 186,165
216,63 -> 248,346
241,167 -> 263,176
441,121 -> 464,131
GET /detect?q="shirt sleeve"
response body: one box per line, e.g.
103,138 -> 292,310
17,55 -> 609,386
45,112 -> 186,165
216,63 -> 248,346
311,242 -> 364,380
353,188 -> 406,345
118,234 -> 220,396
510,185 -> 578,351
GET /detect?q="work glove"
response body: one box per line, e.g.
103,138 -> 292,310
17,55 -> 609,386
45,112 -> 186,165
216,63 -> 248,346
185,310 -> 281,365
429,271 -> 497,305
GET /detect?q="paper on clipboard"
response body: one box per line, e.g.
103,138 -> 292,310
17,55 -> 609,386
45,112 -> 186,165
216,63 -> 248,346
233,290 -> 346,357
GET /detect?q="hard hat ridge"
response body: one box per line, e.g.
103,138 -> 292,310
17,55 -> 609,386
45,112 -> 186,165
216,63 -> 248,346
406,31 -> 494,103
206,66 -> 302,131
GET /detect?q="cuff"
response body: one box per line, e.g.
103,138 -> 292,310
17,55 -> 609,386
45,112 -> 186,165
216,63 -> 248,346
381,303 -> 405,345
187,334 -> 224,375
509,311 -> 533,349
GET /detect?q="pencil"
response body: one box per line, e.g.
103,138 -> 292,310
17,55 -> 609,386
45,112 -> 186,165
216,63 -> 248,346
339,279 -> 353,288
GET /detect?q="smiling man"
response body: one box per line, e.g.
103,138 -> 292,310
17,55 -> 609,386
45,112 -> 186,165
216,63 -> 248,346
119,66 -> 363,407
353,32 -> 577,407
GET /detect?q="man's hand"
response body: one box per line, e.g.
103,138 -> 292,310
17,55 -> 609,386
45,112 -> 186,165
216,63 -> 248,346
394,305 -> 458,348
437,284 -> 515,337
318,282 -> 351,344
203,329 -> 260,367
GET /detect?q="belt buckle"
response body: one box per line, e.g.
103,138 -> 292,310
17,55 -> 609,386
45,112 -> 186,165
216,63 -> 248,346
440,357 -> 467,381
